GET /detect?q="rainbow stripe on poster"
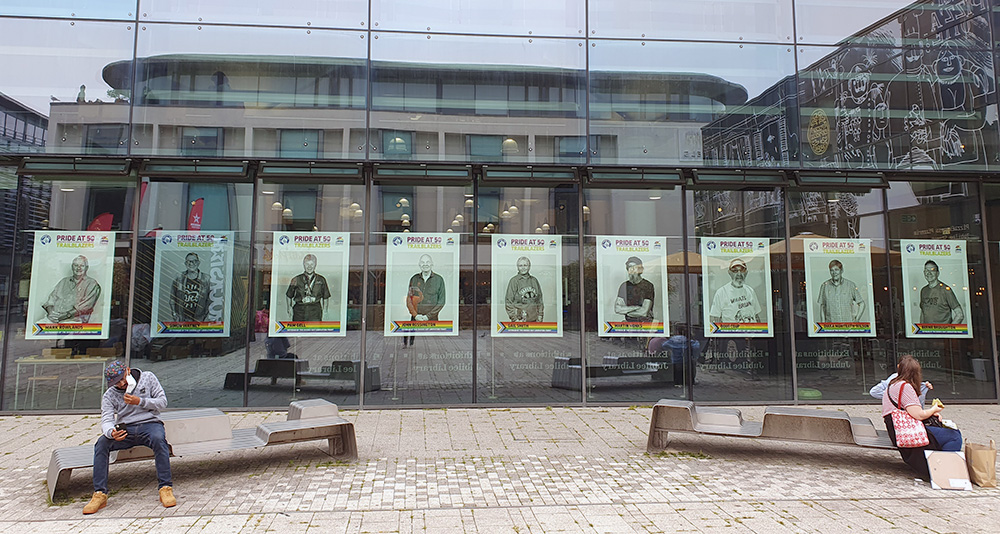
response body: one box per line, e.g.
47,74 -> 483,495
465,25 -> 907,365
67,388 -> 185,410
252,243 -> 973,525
31,323 -> 103,336
496,321 -> 559,334
390,321 -> 454,333
912,323 -> 970,336
710,322 -> 769,335
157,321 -> 225,334
815,322 -> 872,334
274,321 -> 342,334
603,321 -> 664,334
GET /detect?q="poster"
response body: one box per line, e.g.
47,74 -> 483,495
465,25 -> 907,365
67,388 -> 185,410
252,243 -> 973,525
700,237 -> 773,337
596,236 -> 668,337
901,239 -> 972,338
803,238 -> 876,337
269,232 -> 350,337
384,232 -> 459,336
26,231 -> 115,339
151,231 -> 234,337
491,234 -> 563,337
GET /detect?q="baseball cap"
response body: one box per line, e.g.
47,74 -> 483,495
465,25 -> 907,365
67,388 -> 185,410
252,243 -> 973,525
105,360 -> 127,386
729,258 -> 747,271
625,256 -> 643,267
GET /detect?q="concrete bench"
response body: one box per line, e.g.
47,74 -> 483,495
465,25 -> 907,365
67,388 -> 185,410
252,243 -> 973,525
46,398 -> 356,501
646,399 -> 894,453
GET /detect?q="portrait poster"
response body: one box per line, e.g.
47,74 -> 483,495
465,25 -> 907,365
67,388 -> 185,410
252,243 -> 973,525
26,231 -> 115,339
595,236 -> 668,337
150,231 -> 234,337
269,232 -> 350,337
901,239 -> 972,338
700,237 -> 773,338
383,232 -> 460,336
491,234 -> 563,337
803,238 -> 876,337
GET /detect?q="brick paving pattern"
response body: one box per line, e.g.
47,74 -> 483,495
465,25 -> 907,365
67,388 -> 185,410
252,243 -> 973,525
0,404 -> 998,532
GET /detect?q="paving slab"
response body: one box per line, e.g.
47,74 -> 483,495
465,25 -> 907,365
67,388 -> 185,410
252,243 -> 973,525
0,404 -> 998,532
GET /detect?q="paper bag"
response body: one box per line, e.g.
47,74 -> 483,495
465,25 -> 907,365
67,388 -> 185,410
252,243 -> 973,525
965,440 -> 997,488
924,451 -> 972,490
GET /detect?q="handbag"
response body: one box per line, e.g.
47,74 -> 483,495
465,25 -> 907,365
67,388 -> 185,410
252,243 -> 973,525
890,385 -> 930,448
965,440 -> 997,487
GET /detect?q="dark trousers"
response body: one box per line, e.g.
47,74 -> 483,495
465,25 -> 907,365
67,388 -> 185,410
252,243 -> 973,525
93,421 -> 172,493
884,414 -> 939,480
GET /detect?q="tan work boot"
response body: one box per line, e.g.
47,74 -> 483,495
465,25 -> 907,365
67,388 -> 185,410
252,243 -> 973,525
159,486 -> 176,508
82,491 -> 107,514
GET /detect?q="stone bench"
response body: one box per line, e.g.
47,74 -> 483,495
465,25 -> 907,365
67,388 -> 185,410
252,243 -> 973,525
46,399 -> 356,501
646,399 -> 894,453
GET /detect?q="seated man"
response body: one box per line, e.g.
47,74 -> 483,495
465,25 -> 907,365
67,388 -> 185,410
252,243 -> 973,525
83,360 -> 176,514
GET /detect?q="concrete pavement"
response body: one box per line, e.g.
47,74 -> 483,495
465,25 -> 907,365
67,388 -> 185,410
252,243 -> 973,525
0,403 -> 998,533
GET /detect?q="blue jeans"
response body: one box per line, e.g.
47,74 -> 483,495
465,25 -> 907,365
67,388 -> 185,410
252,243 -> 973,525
93,421 -> 172,493
927,425 -> 963,452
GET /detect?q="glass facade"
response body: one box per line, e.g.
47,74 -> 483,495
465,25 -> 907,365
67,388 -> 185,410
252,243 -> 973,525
1,1 -> 998,411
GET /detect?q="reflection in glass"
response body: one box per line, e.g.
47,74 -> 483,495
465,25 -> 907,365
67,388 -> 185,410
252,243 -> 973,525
477,183 -> 580,403
688,188 -> 792,402
139,0 -> 366,29
131,23 -> 367,158
371,33 -> 586,164
590,40 -> 795,167
371,0 -> 585,37
590,0 -> 794,43
887,181 -> 994,400
0,19 -> 134,156
367,181 -> 475,405
2,175 -> 135,410
0,1 -> 136,20
798,37 -> 997,171
249,182 -> 366,407
582,187 -> 688,402
788,189 -> 892,401
133,179 -> 252,408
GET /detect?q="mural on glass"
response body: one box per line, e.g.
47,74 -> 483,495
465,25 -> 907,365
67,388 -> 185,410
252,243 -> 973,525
490,234 -> 563,337
900,239 -> 972,339
803,238 -> 876,337
595,235 -> 668,337
269,232 -> 350,337
383,232 -> 460,337
700,237 -> 773,338
26,231 -> 115,340
150,231 -> 234,337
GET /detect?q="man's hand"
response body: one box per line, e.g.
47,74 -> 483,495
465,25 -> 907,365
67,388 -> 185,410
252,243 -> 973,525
111,428 -> 127,441
123,393 -> 141,405
416,314 -> 428,321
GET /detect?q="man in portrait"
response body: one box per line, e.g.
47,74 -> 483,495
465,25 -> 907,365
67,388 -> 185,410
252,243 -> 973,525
919,260 -> 965,325
41,254 -> 102,323
169,252 -> 211,322
614,256 -> 654,323
404,254 -> 446,346
708,258 -> 762,325
505,256 -> 544,323
285,253 -> 331,322
816,259 -> 866,323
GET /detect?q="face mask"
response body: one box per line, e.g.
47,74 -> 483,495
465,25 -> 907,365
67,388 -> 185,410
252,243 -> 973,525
125,373 -> 137,394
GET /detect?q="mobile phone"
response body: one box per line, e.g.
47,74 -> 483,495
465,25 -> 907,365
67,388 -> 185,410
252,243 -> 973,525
115,423 -> 126,432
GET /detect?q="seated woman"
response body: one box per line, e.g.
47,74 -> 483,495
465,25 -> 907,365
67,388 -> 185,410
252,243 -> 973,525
881,355 -> 963,479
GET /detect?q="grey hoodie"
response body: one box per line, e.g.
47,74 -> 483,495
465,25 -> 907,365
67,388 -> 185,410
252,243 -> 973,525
100,368 -> 168,439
